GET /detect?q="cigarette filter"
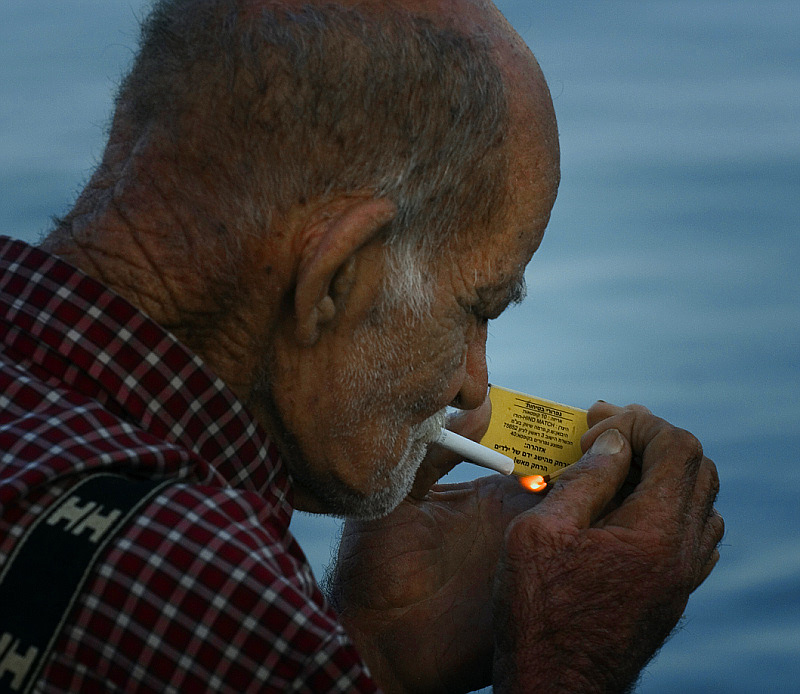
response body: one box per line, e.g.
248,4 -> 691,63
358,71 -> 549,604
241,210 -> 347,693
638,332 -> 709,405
479,385 -> 589,479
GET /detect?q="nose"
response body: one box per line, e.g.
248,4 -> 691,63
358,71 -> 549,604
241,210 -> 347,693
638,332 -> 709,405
452,322 -> 489,410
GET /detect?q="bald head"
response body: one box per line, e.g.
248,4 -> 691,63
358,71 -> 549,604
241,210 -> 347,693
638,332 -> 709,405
49,0 -> 557,332
85,0 -> 551,249
239,0 -> 514,37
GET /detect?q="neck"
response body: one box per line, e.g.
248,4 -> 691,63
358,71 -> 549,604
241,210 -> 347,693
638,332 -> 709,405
41,181 -> 282,403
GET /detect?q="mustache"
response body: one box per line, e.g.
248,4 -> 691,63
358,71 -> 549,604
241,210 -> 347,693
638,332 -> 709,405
413,408 -> 448,445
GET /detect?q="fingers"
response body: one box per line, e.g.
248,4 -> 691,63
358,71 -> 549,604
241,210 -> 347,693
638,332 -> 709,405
583,402 -> 659,453
696,548 -> 721,588
594,425 -> 706,531
691,483 -> 724,589
586,400 -> 651,430
409,398 -> 493,500
408,445 -> 456,501
531,429 -> 631,529
693,490 -> 724,590
691,450 -> 720,526
583,401 -> 724,592
582,406 -> 704,503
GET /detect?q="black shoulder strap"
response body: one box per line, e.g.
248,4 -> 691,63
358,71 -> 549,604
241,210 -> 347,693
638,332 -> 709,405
0,473 -> 171,694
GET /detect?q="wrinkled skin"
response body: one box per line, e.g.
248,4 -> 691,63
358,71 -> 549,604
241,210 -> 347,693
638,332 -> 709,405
334,474 -> 542,692
330,402 -> 723,693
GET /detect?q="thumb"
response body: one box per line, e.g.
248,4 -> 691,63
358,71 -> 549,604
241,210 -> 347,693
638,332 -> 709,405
532,429 -> 631,528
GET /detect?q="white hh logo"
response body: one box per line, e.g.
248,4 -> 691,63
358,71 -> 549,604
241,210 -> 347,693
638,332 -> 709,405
45,495 -> 122,544
0,633 -> 37,692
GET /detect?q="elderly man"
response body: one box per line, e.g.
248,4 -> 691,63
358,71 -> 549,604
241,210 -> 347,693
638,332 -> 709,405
0,0 -> 723,691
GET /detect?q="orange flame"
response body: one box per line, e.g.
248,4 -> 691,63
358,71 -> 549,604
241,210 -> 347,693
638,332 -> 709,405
518,475 -> 547,493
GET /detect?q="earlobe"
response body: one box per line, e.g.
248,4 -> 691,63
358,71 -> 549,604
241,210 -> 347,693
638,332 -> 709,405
293,196 -> 396,347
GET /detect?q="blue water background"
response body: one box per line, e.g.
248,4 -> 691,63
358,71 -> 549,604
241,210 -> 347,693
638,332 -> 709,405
2,2 -> 798,691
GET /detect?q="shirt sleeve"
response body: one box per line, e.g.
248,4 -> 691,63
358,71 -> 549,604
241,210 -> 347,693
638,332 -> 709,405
43,483 -> 381,693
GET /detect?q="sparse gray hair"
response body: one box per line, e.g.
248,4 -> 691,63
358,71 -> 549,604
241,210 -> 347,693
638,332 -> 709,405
115,0 -> 510,315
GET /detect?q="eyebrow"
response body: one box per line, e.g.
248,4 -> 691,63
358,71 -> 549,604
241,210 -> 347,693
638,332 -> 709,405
506,275 -> 528,306
476,275 -> 528,318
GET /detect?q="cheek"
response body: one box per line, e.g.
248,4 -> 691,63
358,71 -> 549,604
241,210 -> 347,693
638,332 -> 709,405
334,305 -> 469,431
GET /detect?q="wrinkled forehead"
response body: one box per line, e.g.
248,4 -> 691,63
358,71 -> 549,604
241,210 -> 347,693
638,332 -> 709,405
503,53 -> 561,235
459,75 -> 560,305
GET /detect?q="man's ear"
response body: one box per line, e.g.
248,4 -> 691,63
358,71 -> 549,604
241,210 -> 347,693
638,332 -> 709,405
294,196 -> 396,346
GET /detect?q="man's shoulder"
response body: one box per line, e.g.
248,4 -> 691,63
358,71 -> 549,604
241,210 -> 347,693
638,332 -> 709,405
51,479 -> 352,691
0,467 -> 359,692
105,480 -> 313,596
0,351 -> 211,491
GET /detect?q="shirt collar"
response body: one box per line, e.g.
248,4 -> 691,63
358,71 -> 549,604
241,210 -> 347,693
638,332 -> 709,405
0,236 -> 292,519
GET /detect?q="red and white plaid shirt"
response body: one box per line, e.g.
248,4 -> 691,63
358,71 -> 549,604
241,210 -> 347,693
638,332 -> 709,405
0,237 -> 379,692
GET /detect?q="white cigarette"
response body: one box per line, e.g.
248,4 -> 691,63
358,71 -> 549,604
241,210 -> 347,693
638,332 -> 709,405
435,429 -> 515,475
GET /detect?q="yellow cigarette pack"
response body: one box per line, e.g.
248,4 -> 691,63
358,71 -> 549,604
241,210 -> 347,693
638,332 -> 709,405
480,385 -> 589,478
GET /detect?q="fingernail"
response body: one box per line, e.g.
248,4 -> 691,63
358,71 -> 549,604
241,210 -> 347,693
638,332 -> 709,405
590,428 -> 624,456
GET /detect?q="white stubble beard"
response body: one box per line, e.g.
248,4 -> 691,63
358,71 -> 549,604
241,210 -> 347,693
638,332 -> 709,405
322,303 -> 452,519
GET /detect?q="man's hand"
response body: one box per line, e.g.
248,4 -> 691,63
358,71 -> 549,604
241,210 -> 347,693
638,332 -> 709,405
331,473 -> 546,693
493,403 -> 723,693
328,402 -> 723,694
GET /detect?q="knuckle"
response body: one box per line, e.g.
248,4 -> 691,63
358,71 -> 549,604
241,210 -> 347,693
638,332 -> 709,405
504,512 -> 543,554
709,508 -> 725,540
504,512 -> 576,563
704,456 -> 721,496
667,427 -> 704,471
624,403 -> 652,414
585,400 -> 623,426
614,407 -> 646,431
716,516 -> 726,544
